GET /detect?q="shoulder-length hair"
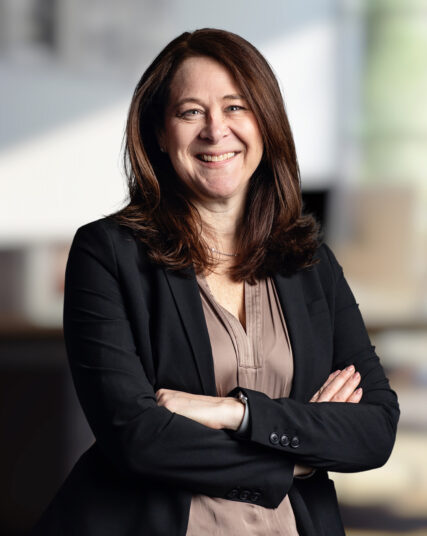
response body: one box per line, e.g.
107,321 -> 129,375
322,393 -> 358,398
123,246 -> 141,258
111,28 -> 319,282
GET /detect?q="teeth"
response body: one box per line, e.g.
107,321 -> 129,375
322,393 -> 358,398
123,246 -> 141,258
200,152 -> 235,162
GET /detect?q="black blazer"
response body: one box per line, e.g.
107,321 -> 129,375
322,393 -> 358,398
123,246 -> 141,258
32,218 -> 399,536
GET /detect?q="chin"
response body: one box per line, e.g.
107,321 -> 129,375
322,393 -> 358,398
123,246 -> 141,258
203,185 -> 243,200
203,178 -> 249,199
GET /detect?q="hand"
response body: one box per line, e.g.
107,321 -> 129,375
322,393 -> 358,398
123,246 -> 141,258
155,388 -> 245,431
294,366 -> 363,478
310,365 -> 363,404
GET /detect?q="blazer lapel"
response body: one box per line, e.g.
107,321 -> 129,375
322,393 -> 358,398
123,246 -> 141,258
273,272 -> 315,402
163,265 -> 316,401
163,267 -> 217,396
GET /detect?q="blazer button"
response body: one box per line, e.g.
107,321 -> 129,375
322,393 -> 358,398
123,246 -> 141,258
269,432 -> 279,445
226,488 -> 239,499
280,434 -> 290,447
291,436 -> 300,448
239,489 -> 251,501
250,492 -> 261,502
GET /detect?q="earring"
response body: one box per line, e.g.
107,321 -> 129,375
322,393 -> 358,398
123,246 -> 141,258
160,146 -> 166,153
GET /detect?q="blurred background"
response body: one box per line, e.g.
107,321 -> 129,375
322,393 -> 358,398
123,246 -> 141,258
0,0 -> 426,534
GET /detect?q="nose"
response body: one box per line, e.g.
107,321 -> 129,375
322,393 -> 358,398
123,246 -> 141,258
199,111 -> 229,144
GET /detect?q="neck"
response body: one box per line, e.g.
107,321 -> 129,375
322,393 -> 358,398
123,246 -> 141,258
195,197 -> 243,255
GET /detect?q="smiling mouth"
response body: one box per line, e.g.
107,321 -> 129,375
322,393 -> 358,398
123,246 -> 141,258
196,152 -> 238,162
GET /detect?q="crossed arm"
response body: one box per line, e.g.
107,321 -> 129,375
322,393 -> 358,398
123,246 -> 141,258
156,365 -> 364,476
156,365 -> 363,431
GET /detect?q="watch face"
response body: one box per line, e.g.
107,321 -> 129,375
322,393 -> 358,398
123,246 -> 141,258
238,392 -> 248,404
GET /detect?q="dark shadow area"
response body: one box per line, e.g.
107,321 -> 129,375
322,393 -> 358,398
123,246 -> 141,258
302,188 -> 331,235
0,332 -> 92,535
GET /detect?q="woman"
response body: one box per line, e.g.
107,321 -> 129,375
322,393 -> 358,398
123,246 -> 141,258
32,28 -> 399,536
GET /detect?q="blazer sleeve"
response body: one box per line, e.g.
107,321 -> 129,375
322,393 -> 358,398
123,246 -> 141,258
228,245 -> 400,473
63,221 -> 294,508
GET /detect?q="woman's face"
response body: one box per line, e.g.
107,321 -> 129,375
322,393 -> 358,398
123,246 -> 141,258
159,56 -> 264,206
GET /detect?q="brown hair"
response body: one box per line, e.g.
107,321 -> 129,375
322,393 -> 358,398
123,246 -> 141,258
111,28 -> 319,282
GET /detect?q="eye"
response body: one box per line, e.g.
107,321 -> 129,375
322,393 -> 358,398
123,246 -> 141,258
226,105 -> 245,112
178,109 -> 204,119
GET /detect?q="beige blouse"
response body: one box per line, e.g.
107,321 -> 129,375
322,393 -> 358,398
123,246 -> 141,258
185,275 -> 299,536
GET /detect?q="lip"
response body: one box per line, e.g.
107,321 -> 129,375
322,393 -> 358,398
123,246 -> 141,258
195,151 -> 240,166
197,151 -> 239,157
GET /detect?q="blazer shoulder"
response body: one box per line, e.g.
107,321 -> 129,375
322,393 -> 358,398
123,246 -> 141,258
307,242 -> 344,288
72,217 -> 144,255
74,217 -> 133,242
71,217 -> 153,274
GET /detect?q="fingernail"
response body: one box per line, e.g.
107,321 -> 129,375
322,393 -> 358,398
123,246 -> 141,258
346,365 -> 355,373
353,371 -> 360,380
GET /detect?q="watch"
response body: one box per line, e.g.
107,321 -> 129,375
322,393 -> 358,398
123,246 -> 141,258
236,391 -> 248,406
235,391 -> 249,434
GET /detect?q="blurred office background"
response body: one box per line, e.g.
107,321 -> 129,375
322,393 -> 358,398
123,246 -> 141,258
1,0 -> 426,534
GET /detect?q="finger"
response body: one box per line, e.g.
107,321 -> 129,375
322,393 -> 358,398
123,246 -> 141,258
316,365 -> 356,402
329,371 -> 361,402
347,387 -> 363,403
310,370 -> 341,402
315,366 -> 354,402
323,369 -> 342,389
156,388 -> 174,405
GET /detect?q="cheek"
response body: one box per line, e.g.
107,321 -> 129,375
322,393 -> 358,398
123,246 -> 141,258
251,122 -> 264,152
165,123 -> 196,153
166,134 -> 197,178
249,131 -> 264,162
239,119 -> 264,158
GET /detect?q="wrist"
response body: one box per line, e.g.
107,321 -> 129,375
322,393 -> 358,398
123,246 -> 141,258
221,397 -> 245,431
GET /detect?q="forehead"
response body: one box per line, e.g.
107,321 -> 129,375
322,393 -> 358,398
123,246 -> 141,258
168,56 -> 242,102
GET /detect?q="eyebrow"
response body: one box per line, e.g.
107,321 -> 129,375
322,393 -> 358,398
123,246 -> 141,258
173,94 -> 246,108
